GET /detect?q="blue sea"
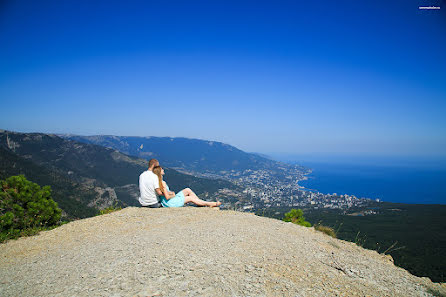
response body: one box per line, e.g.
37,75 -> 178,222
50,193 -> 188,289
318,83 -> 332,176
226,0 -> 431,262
273,154 -> 446,205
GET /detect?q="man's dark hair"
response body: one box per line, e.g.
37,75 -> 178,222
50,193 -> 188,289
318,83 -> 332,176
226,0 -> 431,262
148,158 -> 159,169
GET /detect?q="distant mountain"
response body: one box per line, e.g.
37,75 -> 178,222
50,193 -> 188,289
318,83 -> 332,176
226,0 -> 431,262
62,135 -> 305,177
0,130 -> 241,218
250,152 -> 274,160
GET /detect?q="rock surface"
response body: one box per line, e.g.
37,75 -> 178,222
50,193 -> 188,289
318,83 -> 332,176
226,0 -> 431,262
0,207 -> 444,297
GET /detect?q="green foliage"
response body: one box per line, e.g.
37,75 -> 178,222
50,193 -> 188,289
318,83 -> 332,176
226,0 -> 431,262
314,223 -> 336,238
0,175 -> 62,242
283,208 -> 312,227
98,205 -> 122,215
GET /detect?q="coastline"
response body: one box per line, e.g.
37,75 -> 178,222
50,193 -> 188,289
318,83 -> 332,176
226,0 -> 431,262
293,161 -> 446,205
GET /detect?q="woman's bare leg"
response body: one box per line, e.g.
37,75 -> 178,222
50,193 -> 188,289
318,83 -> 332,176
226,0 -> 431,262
182,188 -> 221,207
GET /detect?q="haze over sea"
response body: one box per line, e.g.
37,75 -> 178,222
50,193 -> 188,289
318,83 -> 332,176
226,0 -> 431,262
272,154 -> 446,205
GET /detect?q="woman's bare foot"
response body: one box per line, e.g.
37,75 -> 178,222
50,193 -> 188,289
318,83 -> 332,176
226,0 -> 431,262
210,201 -> 221,208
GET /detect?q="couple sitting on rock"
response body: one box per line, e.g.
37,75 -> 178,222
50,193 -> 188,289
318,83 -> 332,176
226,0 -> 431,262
138,158 -> 221,208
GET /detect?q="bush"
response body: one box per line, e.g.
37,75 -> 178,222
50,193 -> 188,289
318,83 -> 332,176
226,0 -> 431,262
283,208 -> 312,227
0,175 -> 61,242
314,224 -> 336,238
98,205 -> 122,215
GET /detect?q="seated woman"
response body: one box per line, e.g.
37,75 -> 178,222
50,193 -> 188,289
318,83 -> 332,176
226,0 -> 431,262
152,166 -> 221,208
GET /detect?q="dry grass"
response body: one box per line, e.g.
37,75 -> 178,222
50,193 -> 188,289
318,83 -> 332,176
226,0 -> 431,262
314,224 -> 336,238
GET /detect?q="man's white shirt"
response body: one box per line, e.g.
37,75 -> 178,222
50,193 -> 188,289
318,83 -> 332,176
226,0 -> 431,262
138,170 -> 159,206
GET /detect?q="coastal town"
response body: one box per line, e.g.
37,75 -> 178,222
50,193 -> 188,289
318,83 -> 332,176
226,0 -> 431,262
200,166 -> 378,212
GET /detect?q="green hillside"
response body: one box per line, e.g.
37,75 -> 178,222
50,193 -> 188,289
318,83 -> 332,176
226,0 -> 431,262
0,147 -> 98,219
0,131 -> 243,218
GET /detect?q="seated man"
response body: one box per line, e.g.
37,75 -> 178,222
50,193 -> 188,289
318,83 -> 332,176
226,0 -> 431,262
138,158 -> 162,208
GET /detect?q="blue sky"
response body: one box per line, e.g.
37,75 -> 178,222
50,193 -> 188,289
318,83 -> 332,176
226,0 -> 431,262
1,0 -> 445,156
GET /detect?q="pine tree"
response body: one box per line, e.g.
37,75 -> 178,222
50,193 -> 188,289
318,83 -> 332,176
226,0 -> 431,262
283,208 -> 312,227
0,175 -> 61,241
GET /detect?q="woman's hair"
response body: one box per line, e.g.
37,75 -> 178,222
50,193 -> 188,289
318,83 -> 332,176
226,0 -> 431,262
152,166 -> 165,193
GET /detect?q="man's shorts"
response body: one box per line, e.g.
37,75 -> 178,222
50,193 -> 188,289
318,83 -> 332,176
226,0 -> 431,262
141,202 -> 162,208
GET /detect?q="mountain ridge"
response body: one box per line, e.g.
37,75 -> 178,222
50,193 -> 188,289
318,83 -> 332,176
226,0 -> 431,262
61,134 -> 305,175
0,130 -> 242,218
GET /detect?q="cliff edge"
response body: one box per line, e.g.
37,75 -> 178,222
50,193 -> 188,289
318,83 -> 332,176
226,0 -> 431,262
0,207 -> 444,297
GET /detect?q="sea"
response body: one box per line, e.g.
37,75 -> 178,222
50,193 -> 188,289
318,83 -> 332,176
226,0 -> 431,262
273,154 -> 446,205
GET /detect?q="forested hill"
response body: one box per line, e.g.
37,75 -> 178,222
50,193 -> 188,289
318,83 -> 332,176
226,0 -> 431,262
0,130 -> 240,219
63,135 -> 303,174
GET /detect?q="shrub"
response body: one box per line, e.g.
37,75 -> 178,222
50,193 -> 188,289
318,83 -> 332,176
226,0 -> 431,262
314,224 -> 336,238
0,175 -> 61,242
283,208 -> 312,227
98,205 -> 122,215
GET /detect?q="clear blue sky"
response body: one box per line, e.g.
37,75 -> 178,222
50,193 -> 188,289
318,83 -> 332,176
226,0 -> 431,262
1,0 -> 445,156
